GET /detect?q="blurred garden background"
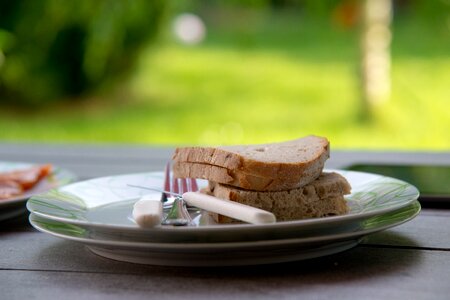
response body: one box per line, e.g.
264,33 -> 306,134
0,0 -> 449,149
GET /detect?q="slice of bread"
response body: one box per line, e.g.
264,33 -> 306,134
203,172 -> 351,223
173,135 -> 330,189
173,161 -> 323,191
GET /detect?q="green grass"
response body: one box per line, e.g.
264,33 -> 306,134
1,12 -> 449,149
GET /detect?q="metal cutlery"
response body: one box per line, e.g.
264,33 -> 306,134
131,162 -> 276,227
132,163 -> 197,227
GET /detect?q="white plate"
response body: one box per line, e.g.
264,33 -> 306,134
27,170 -> 419,243
0,161 -> 76,221
29,201 -> 420,266
86,241 -> 360,266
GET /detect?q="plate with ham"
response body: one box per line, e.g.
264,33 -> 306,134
0,161 -> 76,221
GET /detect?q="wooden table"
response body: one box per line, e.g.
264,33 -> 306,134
1,143 -> 449,299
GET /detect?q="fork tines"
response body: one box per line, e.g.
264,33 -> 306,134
188,178 -> 199,192
163,162 -> 199,199
161,163 -> 171,202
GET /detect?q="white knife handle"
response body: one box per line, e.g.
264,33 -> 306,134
133,195 -> 163,228
182,192 -> 276,224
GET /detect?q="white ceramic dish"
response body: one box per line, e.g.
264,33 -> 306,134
27,170 -> 419,243
29,201 -> 420,266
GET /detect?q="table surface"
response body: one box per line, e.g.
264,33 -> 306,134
1,143 -> 450,300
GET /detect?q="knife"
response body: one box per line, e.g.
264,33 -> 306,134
129,185 -> 276,226
182,192 -> 276,225
132,194 -> 163,228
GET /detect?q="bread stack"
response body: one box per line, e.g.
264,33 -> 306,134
172,135 -> 351,223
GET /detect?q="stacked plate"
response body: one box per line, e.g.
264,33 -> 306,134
0,161 -> 76,223
27,169 -> 420,266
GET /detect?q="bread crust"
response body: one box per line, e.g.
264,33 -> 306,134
172,135 -> 330,182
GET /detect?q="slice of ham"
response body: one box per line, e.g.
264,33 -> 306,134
0,164 -> 52,199
0,181 -> 23,199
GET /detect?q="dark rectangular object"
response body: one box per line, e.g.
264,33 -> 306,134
346,164 -> 450,208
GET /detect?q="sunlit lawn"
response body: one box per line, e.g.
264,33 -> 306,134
1,13 -> 449,149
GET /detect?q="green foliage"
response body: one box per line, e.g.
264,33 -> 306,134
0,1 -> 448,149
0,0 -> 166,105
0,10 -> 448,149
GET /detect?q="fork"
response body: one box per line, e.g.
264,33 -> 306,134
161,169 -> 198,226
132,163 -> 197,227
132,163 -> 277,227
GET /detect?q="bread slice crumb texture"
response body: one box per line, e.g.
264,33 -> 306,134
204,172 -> 351,223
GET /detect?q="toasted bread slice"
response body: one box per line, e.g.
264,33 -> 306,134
203,172 -> 351,223
173,161 -> 323,191
173,135 -> 329,188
